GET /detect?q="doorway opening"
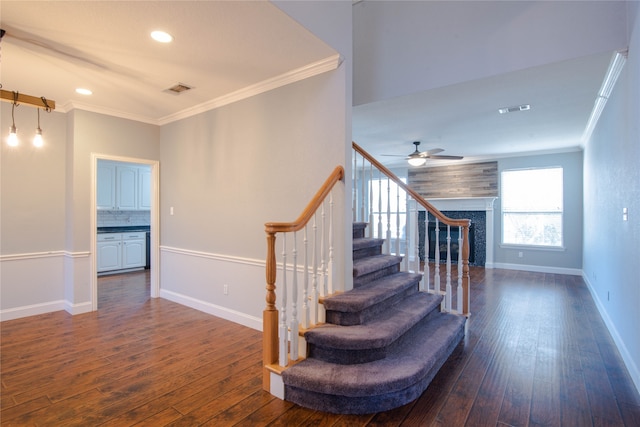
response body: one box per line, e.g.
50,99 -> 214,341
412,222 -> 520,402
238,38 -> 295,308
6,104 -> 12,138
90,154 -> 160,311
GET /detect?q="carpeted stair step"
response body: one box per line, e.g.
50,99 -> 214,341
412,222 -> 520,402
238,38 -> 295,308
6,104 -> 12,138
324,271 -> 424,326
353,254 -> 403,287
306,292 -> 443,364
353,222 -> 368,239
283,311 -> 466,414
352,237 -> 385,260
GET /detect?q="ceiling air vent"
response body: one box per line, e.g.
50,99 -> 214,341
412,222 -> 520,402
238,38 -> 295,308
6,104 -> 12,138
498,104 -> 530,114
165,83 -> 193,95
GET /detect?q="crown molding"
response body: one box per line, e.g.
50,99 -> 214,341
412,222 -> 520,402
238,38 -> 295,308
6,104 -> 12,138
157,53 -> 342,125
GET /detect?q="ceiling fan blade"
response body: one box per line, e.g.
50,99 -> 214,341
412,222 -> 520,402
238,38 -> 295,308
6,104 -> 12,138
426,154 -> 464,160
422,148 -> 444,156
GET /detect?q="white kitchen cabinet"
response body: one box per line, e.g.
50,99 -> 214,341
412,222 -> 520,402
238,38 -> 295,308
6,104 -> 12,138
97,232 -> 146,273
116,165 -> 138,210
97,162 -> 117,210
121,232 -> 146,269
97,161 -> 151,210
97,233 -> 122,272
138,166 -> 151,210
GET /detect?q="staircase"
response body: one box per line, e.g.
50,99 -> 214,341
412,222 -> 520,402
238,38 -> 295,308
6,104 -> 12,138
281,222 -> 466,414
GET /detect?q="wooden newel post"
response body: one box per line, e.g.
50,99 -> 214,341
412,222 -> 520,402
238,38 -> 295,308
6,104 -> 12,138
461,223 -> 470,316
263,231 -> 278,391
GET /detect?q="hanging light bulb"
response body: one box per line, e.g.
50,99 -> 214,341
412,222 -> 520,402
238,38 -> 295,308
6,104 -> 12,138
33,108 -> 44,147
8,92 -> 19,146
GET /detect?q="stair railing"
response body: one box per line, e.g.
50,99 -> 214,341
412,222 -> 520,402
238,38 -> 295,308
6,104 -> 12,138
352,142 -> 471,317
263,165 -> 345,393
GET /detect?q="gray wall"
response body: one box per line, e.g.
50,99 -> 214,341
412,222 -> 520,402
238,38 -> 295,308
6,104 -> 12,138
583,1 -> 640,392
493,151 -> 584,271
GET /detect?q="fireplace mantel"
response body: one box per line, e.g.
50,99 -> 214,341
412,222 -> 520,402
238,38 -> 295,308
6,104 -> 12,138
426,197 -> 497,212
421,197 -> 497,268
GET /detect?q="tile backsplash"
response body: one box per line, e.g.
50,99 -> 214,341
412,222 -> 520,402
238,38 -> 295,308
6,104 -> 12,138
98,210 -> 150,227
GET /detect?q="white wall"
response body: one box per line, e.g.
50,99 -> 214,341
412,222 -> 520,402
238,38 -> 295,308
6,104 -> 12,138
583,1 -> 640,392
353,0 -> 629,106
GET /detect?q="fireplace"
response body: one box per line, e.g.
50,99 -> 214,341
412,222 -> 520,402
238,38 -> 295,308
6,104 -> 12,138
418,210 -> 487,267
427,221 -> 475,264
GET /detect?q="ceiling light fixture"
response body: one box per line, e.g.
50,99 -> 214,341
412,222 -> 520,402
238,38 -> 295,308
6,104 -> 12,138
8,92 -> 19,147
32,97 -> 51,148
151,30 -> 173,43
76,88 -> 92,95
1,90 -> 55,148
407,142 -> 426,166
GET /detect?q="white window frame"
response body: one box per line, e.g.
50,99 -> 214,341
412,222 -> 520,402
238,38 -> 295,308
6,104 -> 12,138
501,166 -> 564,249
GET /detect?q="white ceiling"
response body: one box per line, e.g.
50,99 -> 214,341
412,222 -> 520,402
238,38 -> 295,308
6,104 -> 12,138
0,1 -> 623,168
0,1 -> 337,124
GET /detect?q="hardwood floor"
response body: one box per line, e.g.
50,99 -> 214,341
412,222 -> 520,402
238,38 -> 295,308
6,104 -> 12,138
2,267 -> 639,426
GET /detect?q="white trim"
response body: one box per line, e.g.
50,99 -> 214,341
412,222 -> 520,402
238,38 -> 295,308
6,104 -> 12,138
157,54 -> 342,125
270,372 -> 285,400
64,300 -> 93,316
160,289 -> 262,331
90,154 -> 161,311
582,273 -> 640,394
0,301 -> 65,322
160,246 -> 265,268
60,54 -> 342,126
0,250 -> 89,262
492,262 -> 582,276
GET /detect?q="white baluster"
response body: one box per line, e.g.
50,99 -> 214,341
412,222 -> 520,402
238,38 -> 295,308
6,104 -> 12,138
368,162 -> 374,238
302,226 -> 309,329
279,235 -> 288,367
403,195 -> 409,271
311,213 -> 319,326
352,149 -> 357,222
377,174 -> 383,239
445,225 -> 452,312
328,192 -> 335,295
395,184 -> 401,257
385,177 -> 391,254
457,225 -> 463,314
319,201 -> 326,323
360,155 -> 366,222
290,232 -> 299,361
423,211 -> 429,292
434,218 -> 440,296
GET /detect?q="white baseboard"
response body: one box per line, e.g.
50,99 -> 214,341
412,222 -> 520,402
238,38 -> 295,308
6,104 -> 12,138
65,300 -> 93,316
0,300 -> 65,322
160,288 -> 262,331
492,262 -> 582,276
582,274 -> 640,395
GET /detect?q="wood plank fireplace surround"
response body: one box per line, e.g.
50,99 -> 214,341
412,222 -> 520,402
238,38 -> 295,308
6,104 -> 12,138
408,161 -> 499,268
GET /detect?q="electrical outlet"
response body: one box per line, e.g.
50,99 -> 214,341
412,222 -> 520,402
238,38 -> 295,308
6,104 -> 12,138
518,251 -> 523,258
223,284 -> 228,295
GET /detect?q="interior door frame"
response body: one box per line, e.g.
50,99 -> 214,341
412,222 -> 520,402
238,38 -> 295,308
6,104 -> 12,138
90,153 -> 160,310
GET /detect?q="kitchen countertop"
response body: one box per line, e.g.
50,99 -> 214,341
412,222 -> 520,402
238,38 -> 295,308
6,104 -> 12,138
98,226 -> 150,234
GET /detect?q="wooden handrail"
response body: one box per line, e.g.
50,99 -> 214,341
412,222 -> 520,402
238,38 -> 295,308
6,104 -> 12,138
265,165 -> 345,234
352,142 -> 469,228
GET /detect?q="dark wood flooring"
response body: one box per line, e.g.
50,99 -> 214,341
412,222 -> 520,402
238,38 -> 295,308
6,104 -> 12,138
1,267 -> 639,426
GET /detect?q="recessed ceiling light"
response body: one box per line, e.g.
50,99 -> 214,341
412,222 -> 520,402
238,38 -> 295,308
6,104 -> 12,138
76,88 -> 92,95
151,30 -> 173,43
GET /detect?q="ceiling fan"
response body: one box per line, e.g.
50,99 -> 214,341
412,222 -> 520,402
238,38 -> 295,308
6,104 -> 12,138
382,141 -> 463,166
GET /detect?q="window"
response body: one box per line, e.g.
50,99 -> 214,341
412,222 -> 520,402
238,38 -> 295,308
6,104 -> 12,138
370,177 -> 407,253
501,167 -> 563,247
